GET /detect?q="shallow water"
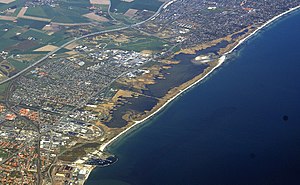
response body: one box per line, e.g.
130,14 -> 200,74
86,10 -> 300,185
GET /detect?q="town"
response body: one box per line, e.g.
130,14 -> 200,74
0,0 -> 299,184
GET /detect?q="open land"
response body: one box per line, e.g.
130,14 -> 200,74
90,0 -> 110,5
0,0 -> 299,184
0,0 -> 15,4
83,12 -> 110,22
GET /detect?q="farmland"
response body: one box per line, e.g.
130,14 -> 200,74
0,0 -> 114,77
0,0 -> 166,80
108,36 -> 168,52
109,0 -> 164,24
110,0 -> 163,13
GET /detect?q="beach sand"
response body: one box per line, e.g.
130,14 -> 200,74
99,4 -> 300,153
84,4 -> 300,183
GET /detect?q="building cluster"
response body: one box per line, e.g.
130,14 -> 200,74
52,164 -> 93,185
25,0 -> 58,7
0,51 -> 8,60
138,0 -> 300,47
1,42 -> 154,183
10,48 -> 151,115
0,139 -> 38,184
1,0 -> 299,183
0,111 -> 39,183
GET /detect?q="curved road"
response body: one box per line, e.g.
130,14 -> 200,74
0,0 -> 174,85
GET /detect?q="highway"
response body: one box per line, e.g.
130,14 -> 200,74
0,26 -> 130,85
0,1 -> 176,184
0,0 -> 175,85
130,0 -> 176,27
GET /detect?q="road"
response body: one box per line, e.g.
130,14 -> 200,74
0,26 -> 129,85
107,0 -> 118,22
0,1 -> 174,184
0,0 -> 175,86
130,0 -> 175,27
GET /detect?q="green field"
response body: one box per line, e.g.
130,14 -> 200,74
107,36 -> 169,52
0,0 -> 95,23
9,59 -> 29,70
110,0 -> 163,13
19,29 -> 54,43
0,0 -> 26,12
25,6 -> 52,18
16,18 -> 49,30
0,83 -> 8,95
111,13 -> 139,24
1,26 -> 25,39
24,0 -> 92,23
0,38 -> 18,51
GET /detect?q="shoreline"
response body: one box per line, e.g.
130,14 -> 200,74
98,4 -> 300,152
83,4 -> 300,184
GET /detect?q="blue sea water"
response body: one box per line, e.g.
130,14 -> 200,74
85,10 -> 300,185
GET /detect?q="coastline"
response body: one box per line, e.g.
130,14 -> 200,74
83,4 -> 300,184
99,4 -> 300,152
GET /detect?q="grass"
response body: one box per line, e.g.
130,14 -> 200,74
108,36 -> 168,52
111,13 -> 139,24
110,0 -> 163,13
1,26 -> 24,39
1,0 -> 93,23
0,0 -> 26,12
9,58 -> 28,70
0,38 -> 18,51
55,48 -> 70,54
0,82 -> 8,95
58,142 -> 100,162
51,37 -> 73,47
26,4 -> 93,23
25,6 -> 50,18
51,7 -> 90,23
16,18 -> 50,30
0,0 -> 104,75
99,4 -> 109,12
0,20 -> 11,25
170,44 -> 181,53
19,29 -> 54,43
50,0 -> 92,23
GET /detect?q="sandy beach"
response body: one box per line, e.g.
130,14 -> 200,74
82,4 -> 300,184
98,5 -> 300,153
81,5 -> 300,184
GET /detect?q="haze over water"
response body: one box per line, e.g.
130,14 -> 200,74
86,10 -> 300,185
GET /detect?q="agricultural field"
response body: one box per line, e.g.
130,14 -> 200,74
110,0 -> 163,23
0,0 -> 117,77
0,0 -> 165,80
0,83 -> 8,96
22,4 -> 89,23
0,0 -> 25,12
16,18 -> 49,30
0,0 -> 112,24
110,0 -> 163,13
91,30 -> 171,52
110,37 -> 169,52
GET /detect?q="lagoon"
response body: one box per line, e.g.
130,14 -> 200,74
86,9 -> 300,185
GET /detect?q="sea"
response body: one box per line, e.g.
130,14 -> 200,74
85,10 -> 300,185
